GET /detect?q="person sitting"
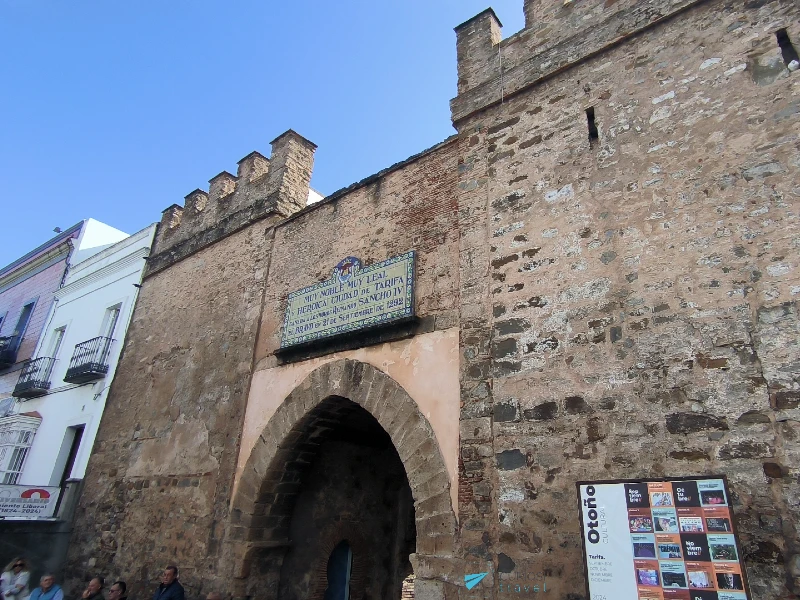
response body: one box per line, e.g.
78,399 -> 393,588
82,577 -> 104,600
29,575 -> 62,600
108,581 -> 127,600
1,558 -> 31,600
152,566 -> 183,600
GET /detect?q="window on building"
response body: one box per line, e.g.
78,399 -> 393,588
10,302 -> 35,353
0,416 -> 40,485
53,425 -> 84,487
49,327 -> 66,359
13,303 -> 35,339
101,305 -> 121,339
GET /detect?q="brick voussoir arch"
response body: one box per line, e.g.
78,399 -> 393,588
232,358 -> 457,563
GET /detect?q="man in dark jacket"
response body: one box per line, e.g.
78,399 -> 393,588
152,567 -> 184,600
81,577 -> 104,600
107,581 -> 127,600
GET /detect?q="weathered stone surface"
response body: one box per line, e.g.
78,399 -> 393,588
718,441 -> 775,460
666,413 -> 729,435
65,222 -> 274,595
496,449 -> 527,471
564,396 -> 592,415
453,1 -> 800,597
668,449 -> 710,461
494,402 -> 518,423
523,401 -> 558,421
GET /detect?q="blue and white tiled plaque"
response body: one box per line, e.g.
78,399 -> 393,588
280,251 -> 416,349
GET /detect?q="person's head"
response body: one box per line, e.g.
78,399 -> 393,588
205,593 -> 222,600
40,575 -> 55,592
161,566 -> 178,586
87,577 -> 104,595
108,581 -> 126,600
4,558 -> 28,574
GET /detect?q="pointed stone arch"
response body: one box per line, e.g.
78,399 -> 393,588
229,359 -> 457,597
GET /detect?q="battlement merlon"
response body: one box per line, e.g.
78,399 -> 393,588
237,151 -> 269,181
454,8 -> 503,96
159,204 -> 184,232
147,129 -> 317,276
266,130 -> 318,217
451,0 -> 713,125
209,171 -> 237,201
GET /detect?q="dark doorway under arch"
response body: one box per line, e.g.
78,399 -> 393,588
323,541 -> 352,600
275,397 -> 416,600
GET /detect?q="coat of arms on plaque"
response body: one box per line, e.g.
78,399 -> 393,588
333,256 -> 362,283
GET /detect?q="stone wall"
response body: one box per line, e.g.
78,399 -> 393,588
63,215 -> 278,598
453,0 -> 800,597
255,136 -> 460,362
147,131 -> 316,277
64,129 -> 317,596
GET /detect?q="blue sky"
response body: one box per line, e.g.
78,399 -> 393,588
0,1 -> 524,268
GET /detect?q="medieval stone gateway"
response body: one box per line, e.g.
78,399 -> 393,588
229,360 -> 457,599
63,1 -> 800,598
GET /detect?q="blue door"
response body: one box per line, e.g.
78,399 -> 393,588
323,540 -> 352,600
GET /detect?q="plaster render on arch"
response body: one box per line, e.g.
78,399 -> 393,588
234,328 -> 461,514
232,358 -> 456,527
229,359 -> 458,596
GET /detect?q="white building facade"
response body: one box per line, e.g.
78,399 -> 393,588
7,224 -> 156,489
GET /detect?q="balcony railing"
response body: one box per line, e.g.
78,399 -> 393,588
13,357 -> 56,399
64,336 -> 113,384
0,336 -> 19,369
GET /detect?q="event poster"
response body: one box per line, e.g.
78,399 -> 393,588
577,477 -> 751,600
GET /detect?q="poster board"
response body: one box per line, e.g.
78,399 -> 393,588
577,476 -> 751,600
0,485 -> 61,519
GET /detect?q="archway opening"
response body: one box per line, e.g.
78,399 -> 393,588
272,396 -> 416,600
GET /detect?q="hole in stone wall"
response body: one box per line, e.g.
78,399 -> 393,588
586,107 -> 599,144
776,29 -> 800,70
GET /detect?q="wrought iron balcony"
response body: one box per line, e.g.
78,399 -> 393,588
0,336 -> 20,369
13,357 -> 56,399
64,336 -> 113,384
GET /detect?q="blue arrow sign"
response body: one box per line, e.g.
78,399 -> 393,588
465,572 -> 489,590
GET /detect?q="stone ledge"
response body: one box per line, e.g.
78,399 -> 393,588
274,313 -> 457,363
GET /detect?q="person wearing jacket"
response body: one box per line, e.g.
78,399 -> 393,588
0,558 -> 30,600
152,567 -> 183,600
28,575 -> 62,600
107,581 -> 127,600
81,577 -> 104,600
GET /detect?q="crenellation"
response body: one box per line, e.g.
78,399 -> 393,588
147,129 -> 316,274
452,0 -> 712,122
209,171 -> 237,200
237,150 -> 269,181
160,204 -> 183,231
454,8 -> 503,95
265,130 -> 317,217
184,189 -> 209,214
